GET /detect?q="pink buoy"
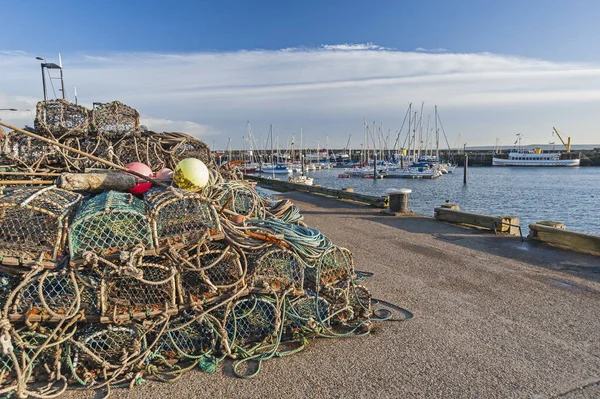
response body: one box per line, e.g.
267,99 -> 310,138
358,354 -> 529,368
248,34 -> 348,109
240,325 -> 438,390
156,168 -> 174,180
124,162 -> 153,195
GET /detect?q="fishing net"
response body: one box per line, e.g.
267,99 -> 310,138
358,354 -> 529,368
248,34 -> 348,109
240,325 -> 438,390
0,100 -> 398,397
145,186 -> 221,248
69,191 -> 152,258
0,186 -> 82,262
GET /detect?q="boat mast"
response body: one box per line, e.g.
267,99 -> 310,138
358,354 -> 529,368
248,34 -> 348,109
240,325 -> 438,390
418,102 -> 424,160
300,127 -> 305,176
435,106 -> 439,160
270,124 -> 274,178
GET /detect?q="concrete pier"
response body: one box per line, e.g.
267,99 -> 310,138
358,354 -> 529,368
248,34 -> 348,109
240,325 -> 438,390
65,191 -> 600,399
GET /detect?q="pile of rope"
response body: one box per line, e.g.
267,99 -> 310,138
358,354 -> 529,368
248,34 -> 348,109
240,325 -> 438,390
0,101 -> 399,398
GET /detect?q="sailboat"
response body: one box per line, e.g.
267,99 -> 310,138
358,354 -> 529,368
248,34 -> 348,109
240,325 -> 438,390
288,127 -> 314,185
260,125 -> 292,175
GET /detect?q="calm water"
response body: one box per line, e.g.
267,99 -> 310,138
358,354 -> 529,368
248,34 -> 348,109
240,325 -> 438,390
289,167 -> 600,235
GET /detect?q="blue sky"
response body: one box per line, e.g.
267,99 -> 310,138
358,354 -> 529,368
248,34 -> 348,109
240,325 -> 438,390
1,0 -> 600,149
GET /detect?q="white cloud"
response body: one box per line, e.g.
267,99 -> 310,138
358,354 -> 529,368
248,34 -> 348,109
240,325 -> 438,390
415,47 -> 449,53
1,45 -> 599,148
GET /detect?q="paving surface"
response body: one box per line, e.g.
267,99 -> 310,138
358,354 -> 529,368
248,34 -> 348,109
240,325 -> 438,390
65,191 -> 600,399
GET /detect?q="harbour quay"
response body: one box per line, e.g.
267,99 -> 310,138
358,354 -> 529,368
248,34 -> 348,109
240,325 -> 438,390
65,189 -> 600,399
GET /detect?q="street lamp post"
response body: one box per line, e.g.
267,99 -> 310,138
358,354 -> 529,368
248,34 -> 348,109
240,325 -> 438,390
36,57 -> 64,101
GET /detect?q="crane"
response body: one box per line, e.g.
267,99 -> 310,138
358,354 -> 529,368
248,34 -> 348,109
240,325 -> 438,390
552,127 -> 572,153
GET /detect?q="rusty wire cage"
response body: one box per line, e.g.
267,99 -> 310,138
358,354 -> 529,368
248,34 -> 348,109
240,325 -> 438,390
68,191 -> 153,259
145,187 -> 221,248
248,247 -> 304,291
34,100 -> 91,138
0,186 -> 82,262
91,101 -> 140,138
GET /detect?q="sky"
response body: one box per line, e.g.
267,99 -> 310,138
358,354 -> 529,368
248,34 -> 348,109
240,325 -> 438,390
1,0 -> 600,150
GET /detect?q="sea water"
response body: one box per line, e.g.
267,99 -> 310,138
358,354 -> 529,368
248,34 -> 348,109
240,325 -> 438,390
293,167 -> 600,235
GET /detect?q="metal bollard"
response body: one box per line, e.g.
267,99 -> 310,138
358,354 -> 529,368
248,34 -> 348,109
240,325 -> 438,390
388,188 -> 412,213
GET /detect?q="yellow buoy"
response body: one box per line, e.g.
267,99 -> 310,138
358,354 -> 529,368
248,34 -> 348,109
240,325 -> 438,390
173,158 -> 209,192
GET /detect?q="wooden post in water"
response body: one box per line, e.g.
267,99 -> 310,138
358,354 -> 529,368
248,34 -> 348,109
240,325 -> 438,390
373,152 -> 377,178
463,145 -> 468,185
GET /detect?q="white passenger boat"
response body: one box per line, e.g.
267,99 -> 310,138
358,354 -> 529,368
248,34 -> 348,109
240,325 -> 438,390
492,151 -> 580,166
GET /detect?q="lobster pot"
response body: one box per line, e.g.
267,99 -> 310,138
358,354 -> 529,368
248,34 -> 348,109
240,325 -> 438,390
347,284 -> 372,321
145,187 -> 221,248
61,136 -> 116,171
206,182 -> 265,218
153,313 -> 216,360
0,130 -> 57,170
165,132 -> 214,168
67,324 -> 147,385
10,270 -> 98,320
175,240 -> 245,297
68,191 -> 153,258
286,295 -> 330,329
34,99 -> 91,138
0,270 -> 18,301
224,296 -> 278,350
249,247 -> 304,291
0,187 -> 82,262
305,246 -> 353,292
100,257 -> 177,319
91,101 -> 140,138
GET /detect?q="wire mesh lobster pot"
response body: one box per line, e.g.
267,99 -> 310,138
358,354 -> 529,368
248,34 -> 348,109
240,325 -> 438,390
9,270 -> 98,321
206,182 -> 265,218
145,187 -> 221,248
286,295 -> 330,330
91,101 -> 140,138
34,100 -> 91,138
68,191 -> 152,259
305,246 -> 354,292
346,284 -> 372,321
0,327 -> 66,388
0,187 -> 82,262
176,241 -> 245,303
0,130 -> 58,171
100,255 -> 177,320
248,247 -> 304,291
152,313 -> 216,361
224,296 -> 279,350
162,132 -> 214,169
66,324 -> 147,386
60,135 -> 116,171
